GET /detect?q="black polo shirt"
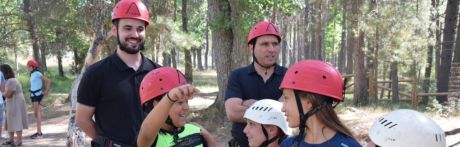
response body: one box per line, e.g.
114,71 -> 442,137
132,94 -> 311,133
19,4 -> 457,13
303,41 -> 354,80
78,53 -> 160,145
224,63 -> 287,147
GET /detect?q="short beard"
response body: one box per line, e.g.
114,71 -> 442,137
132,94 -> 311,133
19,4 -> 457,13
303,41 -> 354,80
119,40 -> 145,54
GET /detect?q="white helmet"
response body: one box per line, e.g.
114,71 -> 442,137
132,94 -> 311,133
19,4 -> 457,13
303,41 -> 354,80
369,109 -> 446,147
243,99 -> 291,135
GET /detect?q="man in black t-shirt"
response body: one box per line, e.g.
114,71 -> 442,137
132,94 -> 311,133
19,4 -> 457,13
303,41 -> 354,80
225,21 -> 287,147
76,0 -> 160,146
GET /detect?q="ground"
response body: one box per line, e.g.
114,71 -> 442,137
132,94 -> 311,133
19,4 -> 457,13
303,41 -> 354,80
6,94 -> 460,147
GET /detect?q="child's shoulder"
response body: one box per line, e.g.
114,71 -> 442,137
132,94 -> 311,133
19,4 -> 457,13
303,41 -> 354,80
184,123 -> 202,130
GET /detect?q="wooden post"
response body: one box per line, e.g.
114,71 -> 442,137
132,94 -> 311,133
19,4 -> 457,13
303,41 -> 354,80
412,76 -> 418,106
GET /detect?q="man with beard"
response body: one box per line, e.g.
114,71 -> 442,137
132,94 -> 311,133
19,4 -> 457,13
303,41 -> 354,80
76,0 -> 160,146
225,21 -> 287,147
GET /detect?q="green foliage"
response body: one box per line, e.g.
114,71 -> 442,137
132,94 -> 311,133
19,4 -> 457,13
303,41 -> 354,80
247,0 -> 302,17
152,16 -> 202,52
425,97 -> 451,117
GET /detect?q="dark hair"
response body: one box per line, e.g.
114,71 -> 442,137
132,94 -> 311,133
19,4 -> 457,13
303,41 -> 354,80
299,91 -> 356,140
142,94 -> 165,113
0,64 -> 15,79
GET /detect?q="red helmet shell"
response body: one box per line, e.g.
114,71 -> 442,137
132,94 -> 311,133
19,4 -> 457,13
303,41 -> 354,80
280,60 -> 344,101
27,59 -> 40,67
140,67 -> 188,104
247,21 -> 281,44
112,0 -> 150,25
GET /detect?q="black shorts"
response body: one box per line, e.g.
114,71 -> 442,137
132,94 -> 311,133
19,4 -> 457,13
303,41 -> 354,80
31,94 -> 44,102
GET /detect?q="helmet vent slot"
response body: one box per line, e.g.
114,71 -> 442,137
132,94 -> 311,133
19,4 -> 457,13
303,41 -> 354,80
380,120 -> 388,125
384,122 -> 393,127
435,134 -> 444,142
263,107 -> 268,111
388,124 -> 397,128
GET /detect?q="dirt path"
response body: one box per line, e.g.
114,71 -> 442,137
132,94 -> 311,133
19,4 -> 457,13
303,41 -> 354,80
7,103 -> 72,147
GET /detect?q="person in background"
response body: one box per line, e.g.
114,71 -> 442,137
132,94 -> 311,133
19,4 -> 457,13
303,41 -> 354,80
0,70 -> 5,141
0,64 -> 28,146
26,59 -> 51,139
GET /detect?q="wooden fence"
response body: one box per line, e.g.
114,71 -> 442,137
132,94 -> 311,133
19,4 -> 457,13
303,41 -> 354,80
343,75 -> 448,106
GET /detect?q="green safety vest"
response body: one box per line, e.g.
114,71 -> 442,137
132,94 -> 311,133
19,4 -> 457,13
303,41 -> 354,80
154,123 -> 205,147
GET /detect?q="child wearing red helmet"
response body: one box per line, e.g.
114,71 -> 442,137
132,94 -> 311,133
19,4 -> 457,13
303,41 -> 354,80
279,60 -> 361,147
26,59 -> 51,139
137,67 -> 218,147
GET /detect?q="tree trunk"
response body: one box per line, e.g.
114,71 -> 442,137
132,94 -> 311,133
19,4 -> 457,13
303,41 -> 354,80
182,0 -> 193,82
436,0 -> 459,104
172,47 -> 177,68
422,0 -> 438,105
228,0 -> 251,68
380,63 -> 387,99
367,0 -> 377,103
454,17 -> 460,63
289,23 -> 295,66
345,0 -> 353,75
162,51 -> 171,67
197,46 -> 204,71
39,44 -> 48,71
391,61 -> 400,103
281,18 -> 288,67
304,0 -> 312,60
55,29 -> 65,78
296,18 -> 302,61
205,29 -> 209,69
338,0 -> 348,73
211,42 -> 215,69
318,0 -> 328,60
192,48 -> 197,69
293,20 -> 298,62
447,14 -> 460,107
185,50 -> 193,82
207,0 -> 233,113
352,30 -> 368,106
57,47 -> 65,77
23,0 -> 42,67
351,0 -> 368,106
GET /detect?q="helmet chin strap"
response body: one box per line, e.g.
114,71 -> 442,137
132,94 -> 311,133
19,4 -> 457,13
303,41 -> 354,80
293,90 -> 331,146
165,116 -> 179,129
259,125 -> 279,147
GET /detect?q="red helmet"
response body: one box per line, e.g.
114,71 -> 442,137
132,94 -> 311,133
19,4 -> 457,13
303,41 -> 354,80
280,60 -> 344,101
140,67 -> 188,104
27,59 -> 39,67
247,21 -> 281,44
112,0 -> 150,25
